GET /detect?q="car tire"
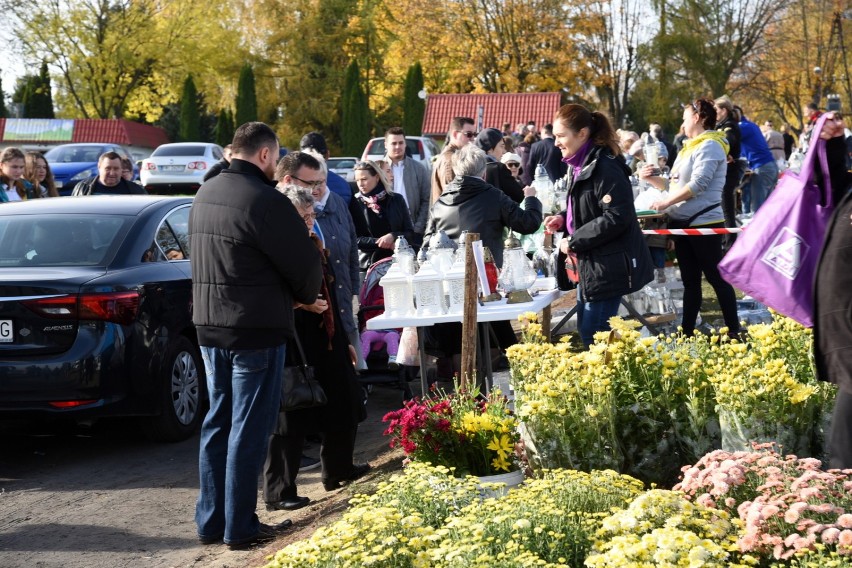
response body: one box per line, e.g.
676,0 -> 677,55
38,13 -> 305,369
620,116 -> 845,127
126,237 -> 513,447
147,336 -> 205,442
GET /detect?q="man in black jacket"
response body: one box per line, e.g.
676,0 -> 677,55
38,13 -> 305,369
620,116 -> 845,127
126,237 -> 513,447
202,144 -> 232,182
71,152 -> 147,195
522,123 -> 568,185
190,122 -> 323,550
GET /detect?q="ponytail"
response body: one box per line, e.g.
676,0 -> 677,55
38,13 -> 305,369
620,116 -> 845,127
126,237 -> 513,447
554,104 -> 620,157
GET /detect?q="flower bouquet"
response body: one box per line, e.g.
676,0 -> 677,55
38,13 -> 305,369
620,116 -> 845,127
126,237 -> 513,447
382,381 -> 521,477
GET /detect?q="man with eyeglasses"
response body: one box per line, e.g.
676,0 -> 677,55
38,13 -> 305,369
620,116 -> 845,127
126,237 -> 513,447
384,127 -> 430,247
431,116 -> 476,203
300,132 -> 351,205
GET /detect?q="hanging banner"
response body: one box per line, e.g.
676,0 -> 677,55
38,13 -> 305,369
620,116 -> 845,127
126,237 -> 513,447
3,119 -> 75,141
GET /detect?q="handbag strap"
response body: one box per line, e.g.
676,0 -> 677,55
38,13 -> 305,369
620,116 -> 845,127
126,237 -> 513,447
799,114 -> 833,208
682,203 -> 720,228
291,332 -> 309,369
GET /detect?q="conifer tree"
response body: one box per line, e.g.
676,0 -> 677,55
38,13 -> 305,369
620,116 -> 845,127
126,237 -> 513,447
214,108 -> 235,146
403,62 -> 425,136
235,64 -> 257,126
0,77 -> 7,118
341,61 -> 370,156
178,75 -> 201,141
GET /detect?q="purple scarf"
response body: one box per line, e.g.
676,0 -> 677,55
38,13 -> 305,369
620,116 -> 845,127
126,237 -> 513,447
561,140 -> 594,235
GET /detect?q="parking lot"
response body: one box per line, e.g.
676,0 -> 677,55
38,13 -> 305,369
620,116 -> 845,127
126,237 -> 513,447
0,384 -> 407,568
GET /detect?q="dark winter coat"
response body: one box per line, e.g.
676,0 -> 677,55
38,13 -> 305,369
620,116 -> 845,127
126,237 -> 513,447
276,259 -> 366,435
522,137 -> 568,185
813,136 -> 852,392
564,145 -> 654,301
349,190 -> 416,270
202,158 -> 229,182
189,159 -> 323,349
484,158 -> 524,203
423,175 -> 542,268
71,176 -> 146,196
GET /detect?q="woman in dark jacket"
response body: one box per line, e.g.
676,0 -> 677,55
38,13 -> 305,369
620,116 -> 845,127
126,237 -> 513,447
714,95 -> 743,246
349,160 -> 415,271
544,104 -> 653,347
422,144 -> 542,268
812,111 -> 852,469
476,127 -> 525,203
264,185 -> 369,511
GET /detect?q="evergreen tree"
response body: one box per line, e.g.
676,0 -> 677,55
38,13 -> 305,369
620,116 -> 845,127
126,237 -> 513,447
178,75 -> 201,142
403,62 -> 425,136
0,77 -> 7,118
234,64 -> 257,126
214,108 -> 235,146
35,61 -> 55,118
341,61 -> 370,156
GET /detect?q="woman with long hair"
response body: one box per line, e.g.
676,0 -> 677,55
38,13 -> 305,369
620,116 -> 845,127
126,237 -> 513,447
713,95 -> 742,247
543,104 -> 653,347
24,152 -> 59,198
640,98 -> 740,338
1,147 -> 35,202
349,160 -> 415,271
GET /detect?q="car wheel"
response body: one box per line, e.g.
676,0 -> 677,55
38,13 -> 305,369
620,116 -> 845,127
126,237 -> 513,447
148,336 -> 205,442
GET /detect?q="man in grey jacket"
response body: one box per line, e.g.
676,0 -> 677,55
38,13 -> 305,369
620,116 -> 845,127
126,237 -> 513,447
384,127 -> 431,247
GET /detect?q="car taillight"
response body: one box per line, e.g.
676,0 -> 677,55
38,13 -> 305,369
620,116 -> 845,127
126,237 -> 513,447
187,161 -> 208,170
22,291 -> 141,325
144,162 -> 157,170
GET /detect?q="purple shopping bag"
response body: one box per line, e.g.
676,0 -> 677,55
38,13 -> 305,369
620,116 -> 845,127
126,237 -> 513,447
718,114 -> 834,328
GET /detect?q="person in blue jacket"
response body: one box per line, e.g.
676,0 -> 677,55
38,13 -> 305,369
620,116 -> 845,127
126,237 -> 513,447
736,106 -> 778,214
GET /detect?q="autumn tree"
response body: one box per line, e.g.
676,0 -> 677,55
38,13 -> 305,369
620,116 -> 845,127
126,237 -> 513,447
13,0 -> 247,120
235,64 -> 258,127
0,78 -> 6,118
179,75 -> 201,142
403,63 -> 425,135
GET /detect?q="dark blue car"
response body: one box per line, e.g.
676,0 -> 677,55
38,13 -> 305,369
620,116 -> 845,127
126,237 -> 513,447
0,196 -> 203,441
44,143 -> 139,196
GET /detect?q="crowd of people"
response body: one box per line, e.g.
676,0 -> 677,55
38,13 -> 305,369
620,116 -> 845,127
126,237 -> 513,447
2,99 -> 850,550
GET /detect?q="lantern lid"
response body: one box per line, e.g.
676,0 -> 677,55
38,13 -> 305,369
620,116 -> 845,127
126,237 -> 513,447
504,232 -> 521,249
431,230 -> 457,251
379,261 -> 410,285
394,236 -> 413,255
483,246 -> 496,264
412,259 -> 442,282
445,255 -> 466,278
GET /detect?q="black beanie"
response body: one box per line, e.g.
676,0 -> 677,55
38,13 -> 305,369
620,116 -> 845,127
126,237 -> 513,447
475,128 -> 503,153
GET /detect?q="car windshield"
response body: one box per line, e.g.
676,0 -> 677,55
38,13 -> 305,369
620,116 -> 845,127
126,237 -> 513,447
153,146 -> 208,157
328,159 -> 356,169
44,145 -> 111,163
0,215 -> 130,267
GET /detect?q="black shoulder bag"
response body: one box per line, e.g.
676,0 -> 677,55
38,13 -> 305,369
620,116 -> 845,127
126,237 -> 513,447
281,332 -> 327,412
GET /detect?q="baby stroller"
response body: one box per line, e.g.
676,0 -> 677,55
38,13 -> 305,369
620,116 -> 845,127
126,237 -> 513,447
357,257 -> 415,400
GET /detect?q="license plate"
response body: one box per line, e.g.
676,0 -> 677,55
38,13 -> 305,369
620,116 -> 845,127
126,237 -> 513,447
160,165 -> 184,172
0,319 -> 12,343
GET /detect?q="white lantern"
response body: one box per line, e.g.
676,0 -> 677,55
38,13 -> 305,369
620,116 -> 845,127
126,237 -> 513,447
393,236 -> 416,275
412,259 -> 447,316
499,234 -> 537,304
444,256 -> 467,314
428,231 -> 456,277
380,261 -> 414,318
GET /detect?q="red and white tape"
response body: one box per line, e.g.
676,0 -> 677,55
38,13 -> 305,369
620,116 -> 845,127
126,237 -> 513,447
641,228 -> 744,236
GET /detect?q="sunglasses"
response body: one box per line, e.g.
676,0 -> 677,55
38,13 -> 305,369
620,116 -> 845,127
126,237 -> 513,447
459,130 -> 477,139
505,162 -> 520,168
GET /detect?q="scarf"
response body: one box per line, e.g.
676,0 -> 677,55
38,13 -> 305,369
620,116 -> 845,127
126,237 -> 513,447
672,131 -> 730,179
310,234 -> 336,348
357,188 -> 387,214
561,140 -> 595,235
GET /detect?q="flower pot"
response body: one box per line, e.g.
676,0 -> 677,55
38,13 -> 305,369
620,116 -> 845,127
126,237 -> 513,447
476,468 -> 524,499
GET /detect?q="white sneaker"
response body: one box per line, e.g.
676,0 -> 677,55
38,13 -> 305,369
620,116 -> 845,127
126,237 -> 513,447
387,355 -> 399,370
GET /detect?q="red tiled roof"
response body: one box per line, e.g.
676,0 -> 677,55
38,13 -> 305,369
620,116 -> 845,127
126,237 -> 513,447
0,118 -> 169,148
422,92 -> 563,137
72,119 -> 169,148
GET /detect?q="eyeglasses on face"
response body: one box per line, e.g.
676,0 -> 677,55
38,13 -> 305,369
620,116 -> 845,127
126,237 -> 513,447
291,175 -> 325,189
505,162 -> 520,168
301,212 -> 317,223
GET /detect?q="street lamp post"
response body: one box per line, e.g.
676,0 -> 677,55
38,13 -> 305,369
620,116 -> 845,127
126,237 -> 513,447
813,66 -> 823,107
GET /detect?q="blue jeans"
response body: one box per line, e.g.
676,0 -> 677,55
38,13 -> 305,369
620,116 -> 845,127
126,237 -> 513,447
576,287 -> 622,348
747,161 -> 779,213
196,344 -> 285,544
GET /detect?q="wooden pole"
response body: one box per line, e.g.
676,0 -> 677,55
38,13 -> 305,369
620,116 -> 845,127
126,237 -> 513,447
459,233 -> 479,389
